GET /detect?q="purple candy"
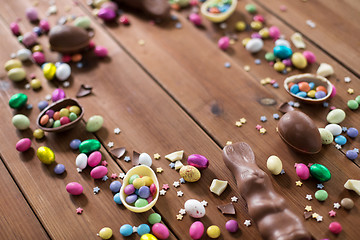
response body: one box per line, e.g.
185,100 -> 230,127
46,109 -> 55,118
251,33 -> 262,39
22,32 -> 37,47
187,154 -> 209,170
346,150 -> 358,160
10,22 -> 20,35
97,8 -> 116,21
124,184 -> 135,195
26,7 -> 39,22
39,19 -> 50,32
138,186 -> 150,199
126,194 -> 138,204
70,139 -> 81,150
52,88 -> 66,102
38,100 -> 48,111
54,164 -> 66,174
282,58 -> 292,67
225,220 -> 239,233
347,127 -> 358,138
101,1 -> 118,11
315,91 -> 326,99
110,181 -> 122,193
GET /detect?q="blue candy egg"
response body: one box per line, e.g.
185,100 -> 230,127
113,193 -> 122,204
347,127 -> 358,138
334,135 -> 347,145
346,150 -> 358,160
38,100 -> 48,111
54,164 -> 65,174
315,91 -> 326,99
126,194 -> 138,204
137,224 -> 150,236
120,224 -> 133,237
273,45 -> 293,59
110,181 -> 122,193
69,139 -> 81,150
138,186 -> 150,199
290,84 -> 300,94
309,82 -> 315,90
296,91 -> 307,98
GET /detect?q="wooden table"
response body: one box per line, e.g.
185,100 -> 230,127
0,0 -> 359,239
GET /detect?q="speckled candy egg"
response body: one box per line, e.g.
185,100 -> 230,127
152,223 -> 169,239
179,165 -> 201,182
66,182 -> 83,195
187,154 -> 209,169
318,128 -> 334,144
189,221 -> 204,240
16,138 -> 31,152
295,163 -> 310,180
185,199 -> 206,218
90,166 -> 108,179
37,146 -> 55,164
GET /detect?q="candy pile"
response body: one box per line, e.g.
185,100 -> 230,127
288,81 -> 328,99
205,0 -> 232,14
40,104 -> 80,128
123,174 -> 157,208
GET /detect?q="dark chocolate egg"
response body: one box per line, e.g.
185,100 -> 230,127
277,111 -> 321,154
49,25 -> 90,53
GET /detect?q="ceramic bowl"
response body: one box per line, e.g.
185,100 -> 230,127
36,98 -> 84,132
200,0 -> 238,23
284,73 -> 333,104
120,165 -> 160,213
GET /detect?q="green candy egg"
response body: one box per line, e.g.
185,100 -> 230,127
326,109 -> 345,124
134,198 -> 148,208
355,95 -> 360,104
315,190 -> 328,201
309,163 -> 331,182
148,213 -> 161,225
347,100 -> 359,110
245,4 -> 257,13
74,16 -> 91,29
9,93 -> 28,109
86,115 -> 103,132
129,174 -> 140,184
53,120 -> 61,128
69,112 -> 78,121
37,146 -> 55,164
12,114 -> 30,130
79,139 -> 101,154
265,52 -> 275,62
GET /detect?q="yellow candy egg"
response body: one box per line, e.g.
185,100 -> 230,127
242,38 -> 251,47
98,227 -> 112,240
250,21 -> 263,31
133,178 -> 146,189
291,52 -> 308,69
179,165 -> 201,182
207,225 -> 221,238
235,21 -> 246,32
307,90 -> 316,98
142,176 -> 153,186
59,108 -> 70,117
259,28 -> 270,38
69,106 -> 81,115
33,129 -> 45,139
4,59 -> 22,71
30,78 -> 42,90
37,146 -> 55,164
274,62 -> 286,72
43,63 -> 56,80
32,45 -> 43,52
140,233 -> 158,240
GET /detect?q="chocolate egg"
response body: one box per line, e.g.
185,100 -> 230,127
278,111 -> 321,154
49,25 -> 90,53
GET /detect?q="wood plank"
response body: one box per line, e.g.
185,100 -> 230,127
0,157 -> 49,240
254,0 -> 360,76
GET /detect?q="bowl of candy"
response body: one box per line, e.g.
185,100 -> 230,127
120,165 -> 160,213
284,74 -> 333,104
201,0 -> 238,23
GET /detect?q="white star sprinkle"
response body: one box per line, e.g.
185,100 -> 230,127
107,142 -> 114,148
76,168 -> 82,173
344,77 -> 351,83
63,81 -> 70,88
306,194 -> 312,201
119,173 -> 125,179
45,94 -> 52,101
177,191 -> 184,197
179,209 -> 186,215
316,215 -> 323,222
244,220 -> 251,227
114,128 -> 121,134
280,169 -> 285,175
201,200 -> 208,207
231,196 -> 238,202
293,102 -> 300,108
132,226 -> 138,233
333,202 -> 341,209
25,83 -> 31,89
335,144 -> 342,149
159,189 -> 167,196
173,181 -> 180,188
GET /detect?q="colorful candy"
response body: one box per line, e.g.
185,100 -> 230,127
296,163 -> 310,180
86,115 -> 104,132
329,222 -> 342,234
37,146 -> 55,164
66,182 -> 83,195
90,166 -> 108,179
16,138 -> 31,152
152,223 -> 169,239
207,225 -> 221,238
9,93 -> 28,109
148,213 -> 162,225
40,104 -> 80,129
120,224 -> 133,237
12,114 -> 30,130
187,154 -> 209,169
179,165 -> 201,182
266,155 -> 282,175
139,153 -> 153,167
54,164 -> 66,174
79,139 -> 101,154
98,227 -> 113,239
288,81 -> 329,100
184,199 -> 206,218
245,38 -> 263,53
8,68 -> 26,81
315,190 -> 328,201
225,220 -> 239,233
309,164 -> 331,182
137,224 -> 151,236
189,221 -> 204,240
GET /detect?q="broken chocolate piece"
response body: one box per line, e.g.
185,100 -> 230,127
76,84 -> 93,98
114,0 -> 170,19
132,151 -> 140,166
49,25 -> 91,53
278,102 -> 294,114
304,212 -> 312,220
110,147 -> 126,159
217,203 -> 235,215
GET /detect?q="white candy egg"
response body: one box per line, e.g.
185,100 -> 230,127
55,63 -> 71,81
139,153 -> 152,167
17,49 -> 32,61
184,199 -> 206,218
245,38 -> 264,53
76,153 -> 88,170
325,124 -> 342,136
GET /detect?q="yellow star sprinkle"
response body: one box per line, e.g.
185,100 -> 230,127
240,118 -> 247,124
305,205 -> 312,212
259,128 -> 267,134
156,167 -> 163,173
229,39 -> 236,45
235,121 -> 242,127
264,77 -> 272,84
260,79 -> 268,85
226,141 -> 233,145
244,65 -> 250,72
347,88 -> 354,94
312,213 -> 319,218
296,181 -> 303,186
138,39 -> 145,46
154,153 -> 161,160
176,214 -> 183,220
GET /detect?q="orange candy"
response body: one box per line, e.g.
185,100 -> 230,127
316,86 -> 327,94
288,82 -> 295,89
53,111 -> 61,121
71,54 -> 82,62
209,7 -> 220,13
298,82 -> 310,92
40,115 -> 49,126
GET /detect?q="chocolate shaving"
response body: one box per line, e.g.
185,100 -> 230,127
110,147 -> 126,159
278,102 -> 294,114
304,212 -> 312,220
132,151 -> 140,166
76,84 -> 93,98
217,203 -> 236,215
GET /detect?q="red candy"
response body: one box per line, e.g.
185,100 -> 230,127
329,222 -> 342,234
119,16 -> 130,25
316,86 -> 327,94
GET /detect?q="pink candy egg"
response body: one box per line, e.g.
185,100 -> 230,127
22,32 -> 38,47
16,138 -> 31,152
330,84 -> 336,98
60,116 -> 70,125
296,163 -> 310,180
147,196 -> 153,203
66,182 -> 83,195
269,26 -> 280,39
302,51 -> 316,64
90,166 -> 108,179
253,14 -> 265,22
97,8 -> 116,21
329,222 -> 342,234
152,223 -> 169,239
88,151 -> 102,167
52,88 -> 66,102
39,19 -> 50,32
26,7 -> 39,22
124,184 -> 135,195
189,13 -> 202,26
94,46 -> 108,58
187,154 -> 209,170
150,183 -> 157,195
10,22 -> 20,35
32,52 -> 45,64
189,221 -> 204,240
218,36 -> 230,50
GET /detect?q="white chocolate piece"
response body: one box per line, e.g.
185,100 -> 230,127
210,179 -> 228,196
290,32 -> 306,49
174,160 -> 184,171
266,155 -> 283,175
317,63 -> 334,77
344,179 -> 360,196
165,150 -> 184,162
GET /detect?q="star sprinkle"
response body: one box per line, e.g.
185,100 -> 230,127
273,113 -> 280,120
76,207 -> 83,214
235,121 -> 242,127
77,168 -> 82,173
162,184 -> 169,190
169,162 -> 175,169
111,173 -> 118,179
138,39 -> 145,45
102,175 -> 108,181
333,202 -> 341,209
312,213 -> 319,218
354,148 -> 359,153
114,128 -> 121,134
224,62 -> 231,68
347,88 -> 354,94
316,215 -> 323,222
26,104 -> 33,110
179,178 -> 186,184
342,127 -> 348,132
173,181 -> 180,188
260,116 -> 267,122
179,209 -> 186,215
175,22 -> 182,29
306,19 -> 316,28
201,200 -> 208,207
63,81 -> 70,88
132,226 -> 138,233
259,128 -> 267,134
244,220 -> 251,227
323,102 -> 329,108
177,191 -> 184,197
154,153 -> 161,159
317,183 -> 324,189
244,65 -> 250,72
156,167 -> 163,173
93,186 -> 100,194
255,125 -> 262,130
231,196 -> 238,202
293,102 -> 300,108
159,189 -> 167,196
119,173 -> 125,179
107,142 -> 114,148
101,160 -> 108,166
226,141 -> 233,145
176,214 -> 183,220
305,205 -> 312,212
254,59 -> 261,65
240,118 -> 247,124
124,156 -> 131,162
335,144 -> 342,149
344,77 -> 351,83
306,194 -> 312,201
329,210 -> 336,217
280,169 -> 285,175
45,94 -> 52,101
296,181 -> 303,187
